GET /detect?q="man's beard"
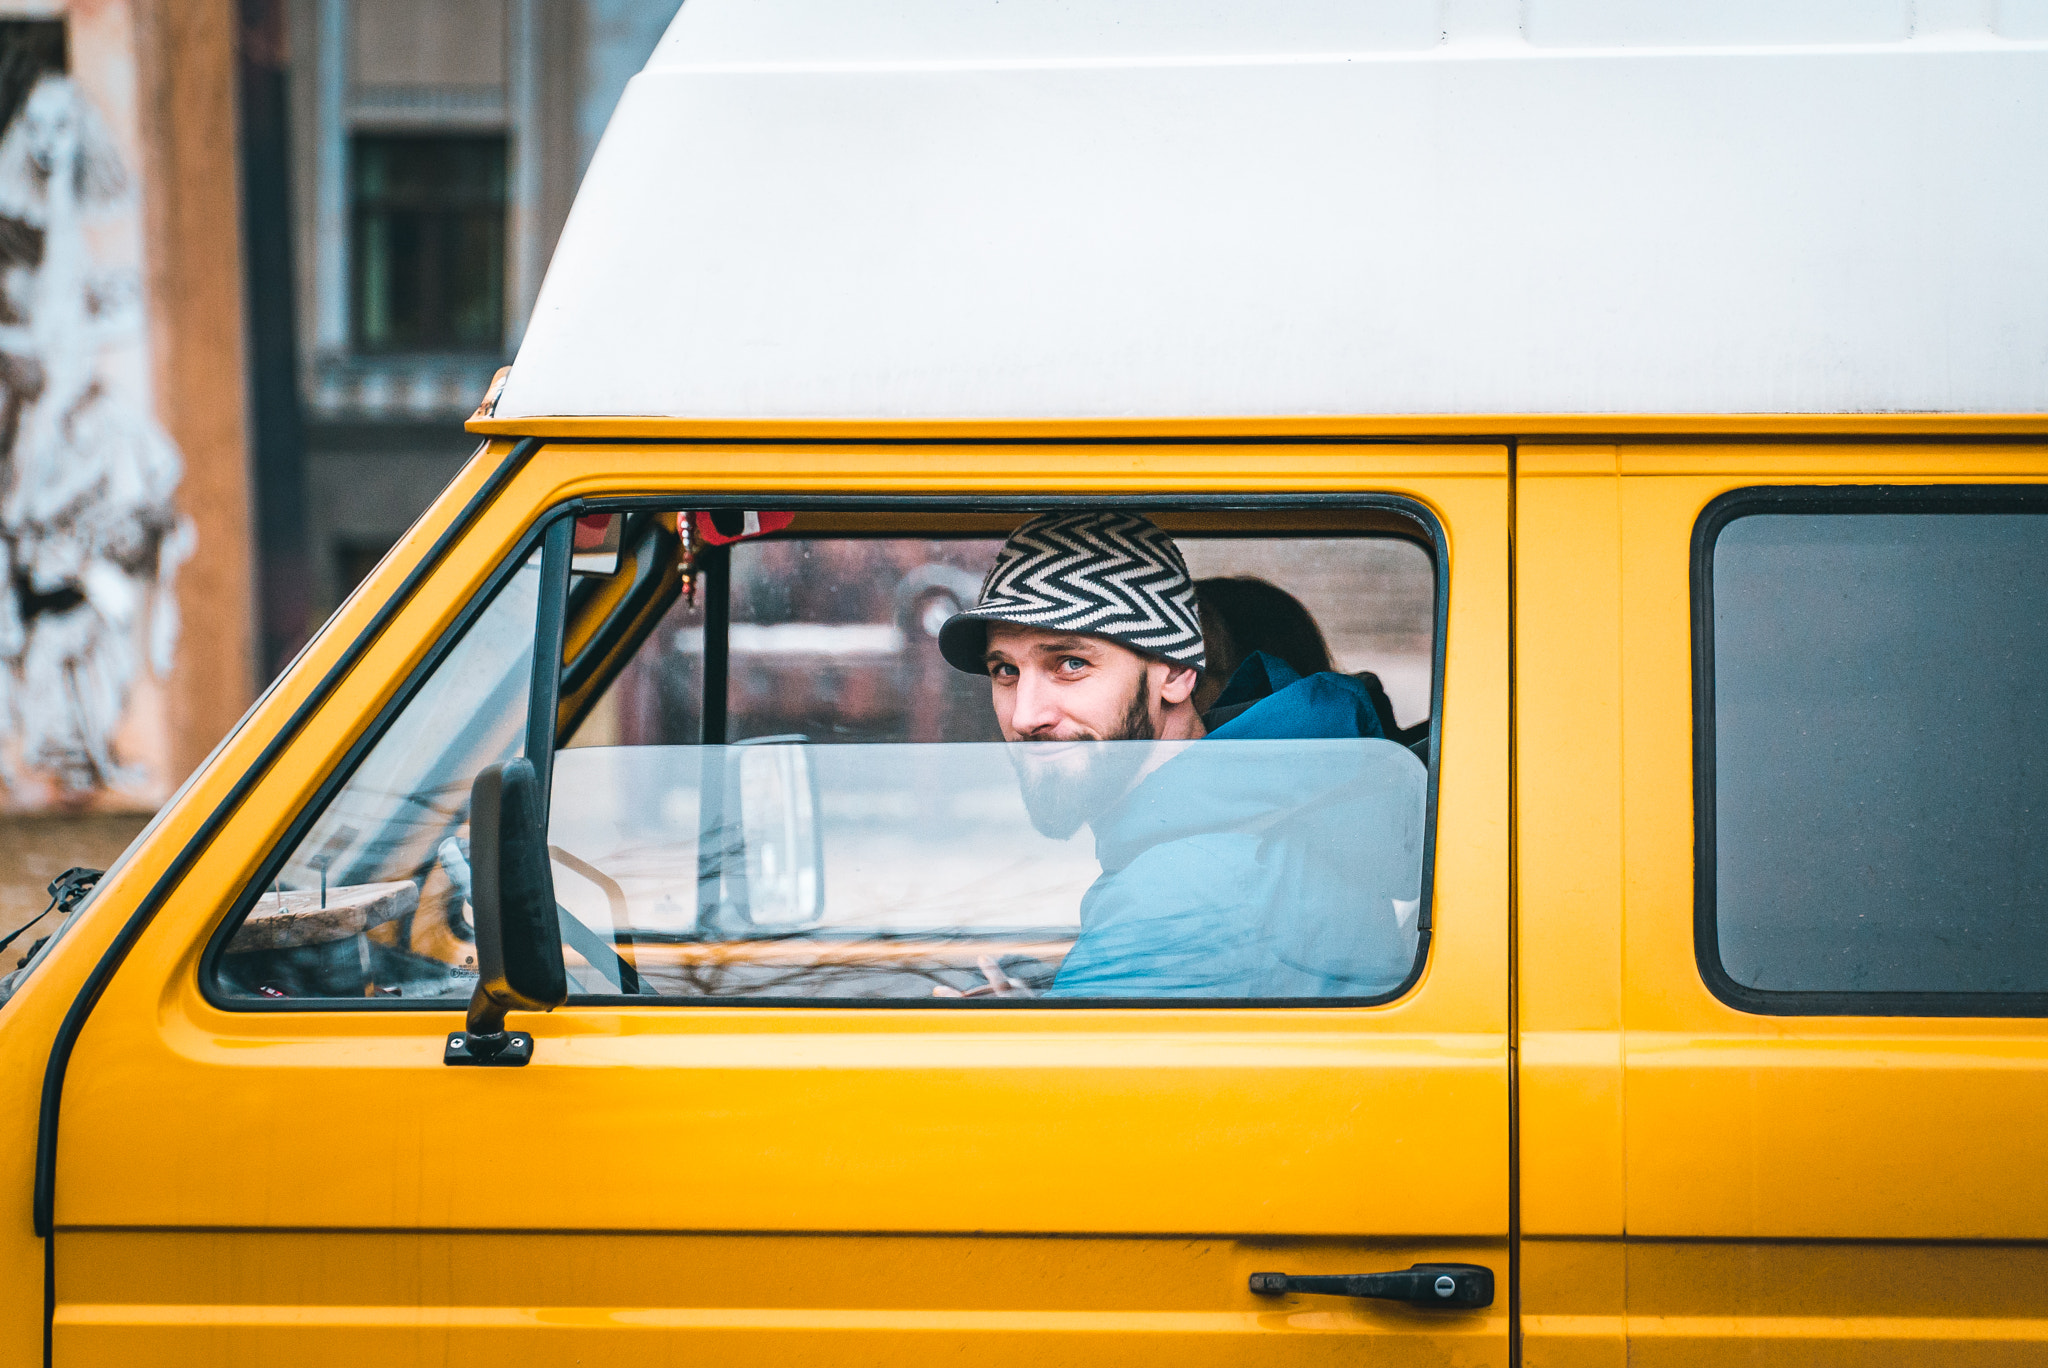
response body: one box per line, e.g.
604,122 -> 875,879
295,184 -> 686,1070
1009,680 -> 1157,839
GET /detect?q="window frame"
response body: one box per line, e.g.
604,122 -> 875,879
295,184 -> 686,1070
1692,483 -> 2048,1018
206,490 -> 1450,1012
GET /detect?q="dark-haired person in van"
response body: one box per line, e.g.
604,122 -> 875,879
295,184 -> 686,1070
1196,574 -> 1427,758
939,512 -> 1424,998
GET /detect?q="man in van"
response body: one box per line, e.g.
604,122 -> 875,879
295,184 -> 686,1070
938,512 -> 1417,998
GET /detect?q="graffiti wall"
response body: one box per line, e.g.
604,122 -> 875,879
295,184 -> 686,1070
0,11 -> 187,810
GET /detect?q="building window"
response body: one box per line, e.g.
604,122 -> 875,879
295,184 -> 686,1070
351,133 -> 506,353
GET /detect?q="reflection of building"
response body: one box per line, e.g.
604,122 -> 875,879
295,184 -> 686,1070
578,532 -> 1438,756
272,0 -> 681,643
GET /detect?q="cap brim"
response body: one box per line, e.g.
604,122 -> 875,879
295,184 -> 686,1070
937,610 -> 997,674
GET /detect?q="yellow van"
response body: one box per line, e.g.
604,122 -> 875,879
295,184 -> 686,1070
4,3 -> 2047,1364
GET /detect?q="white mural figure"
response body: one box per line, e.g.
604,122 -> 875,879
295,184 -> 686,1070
0,74 -> 192,795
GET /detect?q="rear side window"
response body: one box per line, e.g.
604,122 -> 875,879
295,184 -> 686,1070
1696,489 -> 2048,1014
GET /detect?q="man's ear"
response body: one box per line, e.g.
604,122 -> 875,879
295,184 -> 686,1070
1157,662 -> 1200,706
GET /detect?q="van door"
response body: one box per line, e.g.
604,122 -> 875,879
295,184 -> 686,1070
1517,443 -> 2048,1364
48,443 -> 1511,1366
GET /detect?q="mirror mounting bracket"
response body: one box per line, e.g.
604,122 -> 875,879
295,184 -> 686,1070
444,1025 -> 533,1067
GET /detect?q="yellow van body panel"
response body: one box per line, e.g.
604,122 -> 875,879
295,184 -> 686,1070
0,439 -> 525,1368
45,442 -> 1512,1365
1517,441 -> 2048,1366
55,1231 -> 1509,1366
12,427 -> 2048,1362
467,413 -> 2048,442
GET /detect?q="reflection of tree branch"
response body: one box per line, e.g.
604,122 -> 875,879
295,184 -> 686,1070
630,933 -> 1066,1000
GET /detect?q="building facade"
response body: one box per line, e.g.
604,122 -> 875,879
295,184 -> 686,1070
0,0 -> 676,939
279,0 -> 679,634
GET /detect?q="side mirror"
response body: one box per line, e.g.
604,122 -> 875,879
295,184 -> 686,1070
446,758 -> 566,1067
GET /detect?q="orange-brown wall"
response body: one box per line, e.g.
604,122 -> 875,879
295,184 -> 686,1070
133,0 -> 254,784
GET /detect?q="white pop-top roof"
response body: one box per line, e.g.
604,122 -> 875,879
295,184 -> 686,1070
498,0 -> 2048,423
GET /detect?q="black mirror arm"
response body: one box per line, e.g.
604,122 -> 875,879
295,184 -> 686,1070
465,982 -> 515,1038
447,759 -> 566,1068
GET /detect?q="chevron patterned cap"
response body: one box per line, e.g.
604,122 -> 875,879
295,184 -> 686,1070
939,512 -> 1205,675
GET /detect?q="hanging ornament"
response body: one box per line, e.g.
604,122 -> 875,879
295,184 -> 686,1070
675,511 -> 698,606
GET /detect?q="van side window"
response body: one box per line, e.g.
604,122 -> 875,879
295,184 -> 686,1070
208,549 -> 544,1003
546,510 -> 1439,1004
207,509 -> 1442,1008
1699,495 -> 2048,1012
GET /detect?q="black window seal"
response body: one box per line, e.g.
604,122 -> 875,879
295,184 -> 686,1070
1693,483 -> 2048,1018
527,514 -> 575,809
34,438 -> 545,1239
201,489 -> 1448,1013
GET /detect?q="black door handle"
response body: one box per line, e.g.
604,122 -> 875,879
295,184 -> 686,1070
1249,1263 -> 1493,1309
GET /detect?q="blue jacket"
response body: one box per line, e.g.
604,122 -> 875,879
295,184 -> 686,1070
1047,654 -> 1427,998
1202,650 -> 1388,742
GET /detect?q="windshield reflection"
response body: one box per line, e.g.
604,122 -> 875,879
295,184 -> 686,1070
548,737 -> 1425,1001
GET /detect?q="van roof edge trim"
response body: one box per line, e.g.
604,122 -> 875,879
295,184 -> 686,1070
466,414 -> 2048,440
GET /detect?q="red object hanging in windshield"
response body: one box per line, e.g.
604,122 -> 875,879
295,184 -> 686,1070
694,510 -> 794,545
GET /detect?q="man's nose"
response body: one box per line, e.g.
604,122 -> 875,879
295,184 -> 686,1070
1008,671 -> 1064,737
